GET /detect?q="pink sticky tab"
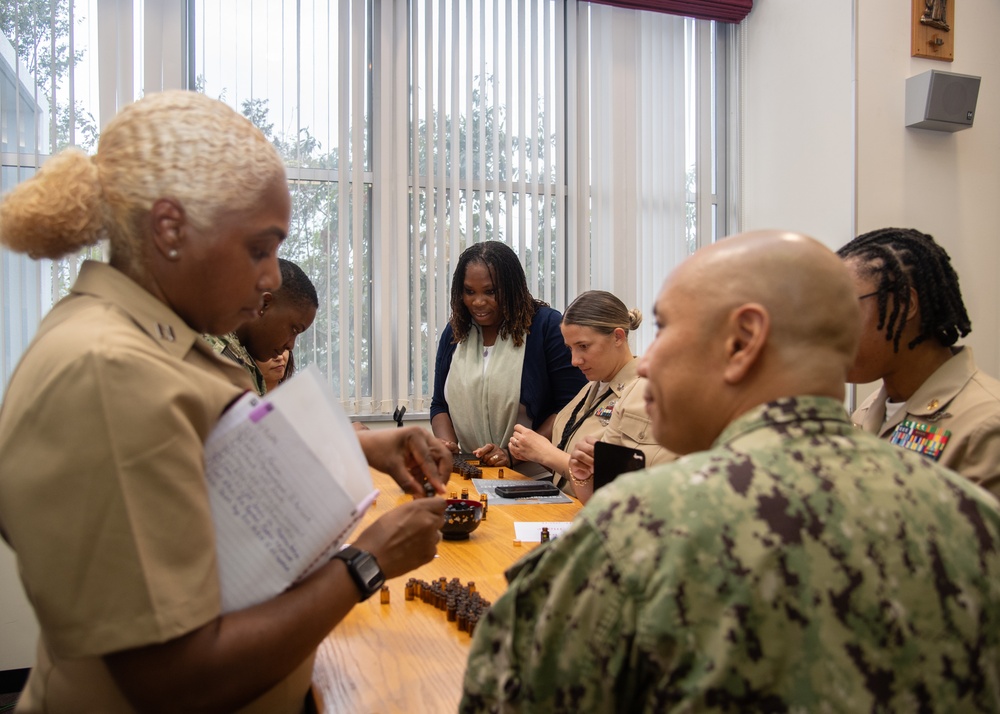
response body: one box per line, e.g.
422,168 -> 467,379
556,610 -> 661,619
249,402 -> 274,423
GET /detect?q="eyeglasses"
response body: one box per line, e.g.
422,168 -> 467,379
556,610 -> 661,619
857,290 -> 882,301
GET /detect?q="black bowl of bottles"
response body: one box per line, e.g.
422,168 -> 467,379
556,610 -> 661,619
441,499 -> 483,540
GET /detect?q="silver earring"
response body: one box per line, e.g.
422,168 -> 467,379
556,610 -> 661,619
167,249 -> 179,259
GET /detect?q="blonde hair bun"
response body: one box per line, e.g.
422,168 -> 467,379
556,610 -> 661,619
627,308 -> 643,331
0,149 -> 105,259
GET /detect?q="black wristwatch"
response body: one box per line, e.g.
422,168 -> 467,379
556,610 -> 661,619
331,546 -> 385,601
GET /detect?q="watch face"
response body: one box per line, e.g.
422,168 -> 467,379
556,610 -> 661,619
335,546 -> 385,600
355,552 -> 385,590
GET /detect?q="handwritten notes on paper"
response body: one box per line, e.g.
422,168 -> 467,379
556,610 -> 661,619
205,365 -> 377,612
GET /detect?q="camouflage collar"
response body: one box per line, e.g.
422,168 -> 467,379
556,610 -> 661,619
202,332 -> 267,396
715,396 -> 851,447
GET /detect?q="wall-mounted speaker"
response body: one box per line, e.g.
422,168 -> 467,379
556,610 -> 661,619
905,69 -> 981,132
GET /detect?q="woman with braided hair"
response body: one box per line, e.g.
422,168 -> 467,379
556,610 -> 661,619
431,241 -> 585,478
839,227 -> 1000,497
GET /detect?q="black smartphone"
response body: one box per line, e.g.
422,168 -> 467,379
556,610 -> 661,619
495,482 -> 562,499
593,442 -> 646,491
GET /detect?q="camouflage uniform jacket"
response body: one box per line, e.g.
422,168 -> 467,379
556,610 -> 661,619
202,332 -> 266,396
460,396 -> 1000,713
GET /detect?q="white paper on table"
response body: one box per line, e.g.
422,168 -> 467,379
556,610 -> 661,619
205,364 -> 377,612
514,521 -> 573,543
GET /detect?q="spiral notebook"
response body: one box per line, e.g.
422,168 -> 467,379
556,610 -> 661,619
204,364 -> 377,612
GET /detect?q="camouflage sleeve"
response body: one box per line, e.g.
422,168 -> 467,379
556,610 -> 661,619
459,519 -> 654,713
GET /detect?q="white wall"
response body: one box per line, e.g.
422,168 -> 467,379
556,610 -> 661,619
743,0 -> 1000,381
856,1 -> 1000,375
742,1 -> 856,249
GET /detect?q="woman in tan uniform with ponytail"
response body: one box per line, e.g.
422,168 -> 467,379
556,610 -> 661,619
509,290 -> 673,502
0,90 -> 449,714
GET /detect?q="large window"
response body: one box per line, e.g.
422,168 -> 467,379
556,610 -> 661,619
1,0 -> 106,386
0,0 -> 739,412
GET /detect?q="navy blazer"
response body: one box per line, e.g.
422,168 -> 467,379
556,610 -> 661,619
430,306 -> 586,432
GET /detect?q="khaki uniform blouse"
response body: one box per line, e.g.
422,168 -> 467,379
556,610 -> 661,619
853,346 -> 1000,499
0,262 -> 313,713
551,359 -> 673,484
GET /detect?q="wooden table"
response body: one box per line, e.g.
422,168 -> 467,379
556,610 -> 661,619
312,467 -> 581,713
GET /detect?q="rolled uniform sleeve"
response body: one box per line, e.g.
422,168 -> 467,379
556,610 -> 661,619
460,517 -> 647,713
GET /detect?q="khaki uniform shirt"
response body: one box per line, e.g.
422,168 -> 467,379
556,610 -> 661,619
601,377 -> 673,466
0,261 -> 313,713
461,397 -> 1000,712
853,346 -> 1000,498
551,359 -> 672,485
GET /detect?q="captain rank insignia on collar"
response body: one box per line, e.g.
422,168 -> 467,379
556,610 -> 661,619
157,323 -> 176,342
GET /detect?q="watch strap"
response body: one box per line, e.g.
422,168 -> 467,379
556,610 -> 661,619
332,545 -> 385,601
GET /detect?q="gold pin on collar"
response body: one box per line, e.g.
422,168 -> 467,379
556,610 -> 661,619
157,323 -> 176,342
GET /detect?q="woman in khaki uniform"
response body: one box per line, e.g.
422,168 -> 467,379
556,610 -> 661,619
839,227 -> 1000,498
0,91 -> 450,714
509,291 -> 673,502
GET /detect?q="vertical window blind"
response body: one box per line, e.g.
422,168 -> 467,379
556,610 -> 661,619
1,0 -> 110,391
0,0 -> 738,412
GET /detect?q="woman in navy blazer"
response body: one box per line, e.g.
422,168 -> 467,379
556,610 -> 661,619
430,241 -> 585,477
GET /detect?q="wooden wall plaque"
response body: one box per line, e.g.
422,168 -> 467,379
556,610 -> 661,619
912,0 -> 955,61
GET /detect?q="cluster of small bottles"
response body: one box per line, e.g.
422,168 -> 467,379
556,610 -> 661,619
449,488 -> 489,520
404,577 -> 491,635
452,454 -> 484,480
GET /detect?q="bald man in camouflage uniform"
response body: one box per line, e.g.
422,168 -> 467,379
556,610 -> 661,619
460,231 -> 1000,713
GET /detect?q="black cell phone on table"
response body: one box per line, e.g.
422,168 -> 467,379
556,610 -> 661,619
593,442 -> 646,491
495,482 -> 561,499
